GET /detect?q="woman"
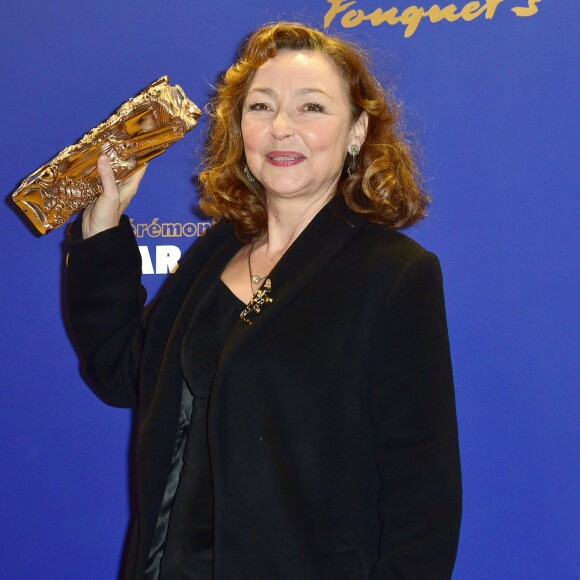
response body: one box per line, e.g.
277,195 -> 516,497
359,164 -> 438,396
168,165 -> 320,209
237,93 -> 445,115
67,22 -> 461,579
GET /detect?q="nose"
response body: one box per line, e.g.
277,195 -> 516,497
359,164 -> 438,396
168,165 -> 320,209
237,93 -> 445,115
269,111 -> 294,139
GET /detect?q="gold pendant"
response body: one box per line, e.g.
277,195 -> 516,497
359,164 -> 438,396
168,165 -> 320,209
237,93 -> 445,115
240,279 -> 273,325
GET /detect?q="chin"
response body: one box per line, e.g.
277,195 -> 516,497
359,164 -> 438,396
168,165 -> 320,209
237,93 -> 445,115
262,180 -> 308,198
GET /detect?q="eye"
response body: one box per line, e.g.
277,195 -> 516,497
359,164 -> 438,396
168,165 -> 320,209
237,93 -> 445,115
302,102 -> 326,113
247,102 -> 271,112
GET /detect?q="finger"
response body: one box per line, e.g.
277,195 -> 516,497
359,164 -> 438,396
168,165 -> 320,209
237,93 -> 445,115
118,164 -> 147,210
123,163 -> 147,187
96,154 -> 119,201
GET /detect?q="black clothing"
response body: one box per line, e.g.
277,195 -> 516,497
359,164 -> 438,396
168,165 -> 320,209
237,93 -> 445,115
159,280 -> 243,578
66,203 -> 461,579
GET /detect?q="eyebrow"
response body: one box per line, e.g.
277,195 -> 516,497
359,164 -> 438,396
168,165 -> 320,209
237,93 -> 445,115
247,87 -> 334,100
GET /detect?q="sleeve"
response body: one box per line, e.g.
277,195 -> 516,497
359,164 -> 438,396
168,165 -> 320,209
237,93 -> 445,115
369,251 -> 462,579
65,215 -> 147,408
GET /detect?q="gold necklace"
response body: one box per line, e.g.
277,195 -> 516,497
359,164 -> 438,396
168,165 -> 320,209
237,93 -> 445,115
248,240 -> 266,287
241,240 -> 273,325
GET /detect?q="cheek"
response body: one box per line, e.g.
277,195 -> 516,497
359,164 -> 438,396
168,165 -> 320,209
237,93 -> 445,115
241,121 -> 264,155
304,123 -> 349,157
240,117 -> 253,145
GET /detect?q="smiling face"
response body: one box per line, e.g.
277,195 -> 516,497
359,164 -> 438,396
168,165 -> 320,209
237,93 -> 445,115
241,50 -> 367,207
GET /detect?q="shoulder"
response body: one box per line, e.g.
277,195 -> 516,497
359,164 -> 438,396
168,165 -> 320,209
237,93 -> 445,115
350,222 -> 448,332
334,200 -> 430,262
178,218 -> 234,267
184,217 -> 233,252
350,218 -> 438,280
358,220 -> 429,259
151,218 -> 236,304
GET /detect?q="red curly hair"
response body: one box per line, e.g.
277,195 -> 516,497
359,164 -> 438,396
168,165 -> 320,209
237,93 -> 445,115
198,22 -> 429,239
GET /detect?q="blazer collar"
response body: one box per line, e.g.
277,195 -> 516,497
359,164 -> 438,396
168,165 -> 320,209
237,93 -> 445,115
218,200 -> 366,368
148,219 -> 241,372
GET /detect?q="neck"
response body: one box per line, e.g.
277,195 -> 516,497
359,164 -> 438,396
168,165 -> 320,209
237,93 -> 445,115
260,190 -> 334,256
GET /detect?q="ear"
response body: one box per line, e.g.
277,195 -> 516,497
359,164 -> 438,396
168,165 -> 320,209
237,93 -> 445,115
350,111 -> 368,148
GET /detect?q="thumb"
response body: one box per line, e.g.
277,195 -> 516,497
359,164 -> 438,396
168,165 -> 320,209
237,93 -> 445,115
97,154 -> 119,202
81,155 -> 122,239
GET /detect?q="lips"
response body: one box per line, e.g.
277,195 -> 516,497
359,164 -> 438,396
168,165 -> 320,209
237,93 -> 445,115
266,151 -> 305,166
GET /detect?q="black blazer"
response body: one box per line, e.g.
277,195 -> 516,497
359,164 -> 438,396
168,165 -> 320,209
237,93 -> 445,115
66,201 -> 461,579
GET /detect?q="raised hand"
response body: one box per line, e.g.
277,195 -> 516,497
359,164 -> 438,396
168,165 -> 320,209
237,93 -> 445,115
82,154 -> 147,239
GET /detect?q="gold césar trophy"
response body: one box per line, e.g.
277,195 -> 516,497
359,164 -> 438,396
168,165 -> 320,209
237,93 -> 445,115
12,76 -> 201,234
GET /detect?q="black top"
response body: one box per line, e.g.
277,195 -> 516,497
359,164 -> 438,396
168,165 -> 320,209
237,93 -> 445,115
160,280 -> 243,579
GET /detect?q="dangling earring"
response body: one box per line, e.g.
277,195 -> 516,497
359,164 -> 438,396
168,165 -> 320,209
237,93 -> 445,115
347,144 -> 360,176
244,164 -> 257,184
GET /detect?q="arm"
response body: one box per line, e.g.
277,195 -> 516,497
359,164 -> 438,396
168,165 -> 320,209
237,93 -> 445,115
65,155 -> 147,407
66,217 -> 146,407
370,252 -> 462,579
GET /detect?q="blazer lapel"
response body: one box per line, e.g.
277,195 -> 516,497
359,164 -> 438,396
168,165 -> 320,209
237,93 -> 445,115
156,226 -> 242,366
218,201 -> 366,370
143,221 -> 241,396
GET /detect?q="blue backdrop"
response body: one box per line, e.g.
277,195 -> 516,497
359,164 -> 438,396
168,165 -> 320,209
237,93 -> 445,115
1,1 -> 578,578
